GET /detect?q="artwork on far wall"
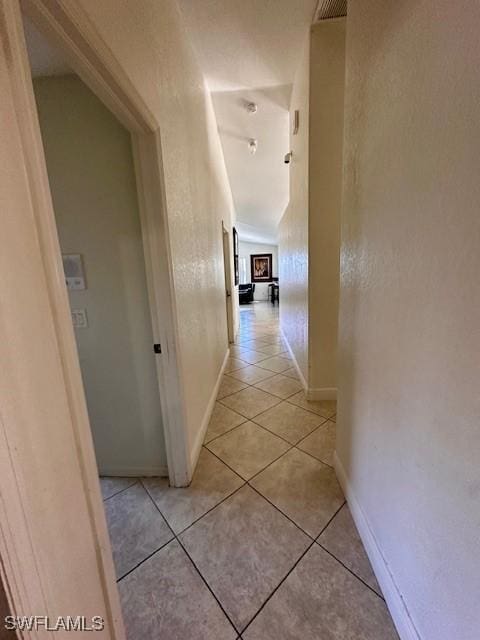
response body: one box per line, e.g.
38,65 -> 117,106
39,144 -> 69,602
251,253 -> 272,282
233,227 -> 239,285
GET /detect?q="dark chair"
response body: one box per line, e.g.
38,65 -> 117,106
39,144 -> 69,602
268,282 -> 279,305
239,283 -> 255,304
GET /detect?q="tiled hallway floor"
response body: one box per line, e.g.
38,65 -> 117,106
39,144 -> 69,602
102,302 -> 398,639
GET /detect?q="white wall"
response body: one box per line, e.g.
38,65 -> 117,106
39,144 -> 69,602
279,21 -> 345,395
337,3 -> 480,639
238,241 -> 278,301
34,74 -> 166,476
308,20 -> 345,395
279,35 -> 310,383
72,0 -> 238,467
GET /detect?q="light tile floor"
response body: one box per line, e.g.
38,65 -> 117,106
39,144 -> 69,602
101,302 -> 399,639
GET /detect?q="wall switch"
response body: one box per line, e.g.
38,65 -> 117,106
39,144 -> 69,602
63,254 -> 86,290
72,308 -> 88,329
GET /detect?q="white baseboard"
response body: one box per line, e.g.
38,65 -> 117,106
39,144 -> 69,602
280,328 -> 308,391
99,465 -> 169,478
189,348 -> 230,475
306,387 -> 337,401
281,330 -> 336,402
334,452 -> 420,640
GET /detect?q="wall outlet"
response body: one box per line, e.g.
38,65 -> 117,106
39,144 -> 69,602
71,309 -> 88,329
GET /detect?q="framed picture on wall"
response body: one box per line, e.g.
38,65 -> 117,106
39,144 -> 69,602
233,227 -> 239,285
251,253 -> 272,282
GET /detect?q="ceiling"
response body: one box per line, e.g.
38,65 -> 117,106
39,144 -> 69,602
24,3 -> 318,245
212,85 -> 290,244
178,0 -> 318,244
23,15 -> 71,77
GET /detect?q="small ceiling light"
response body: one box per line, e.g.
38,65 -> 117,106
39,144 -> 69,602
246,101 -> 258,114
248,139 -> 258,155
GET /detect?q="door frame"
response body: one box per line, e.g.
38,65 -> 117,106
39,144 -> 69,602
0,0 -> 189,635
222,223 -> 235,343
21,0 -> 190,487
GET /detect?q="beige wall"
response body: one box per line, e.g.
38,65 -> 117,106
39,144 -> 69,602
337,2 -> 480,639
72,0 -> 237,462
34,75 -> 167,476
279,21 -> 345,394
308,20 -> 344,394
239,241 -> 278,301
0,576 -> 10,631
279,34 -> 310,384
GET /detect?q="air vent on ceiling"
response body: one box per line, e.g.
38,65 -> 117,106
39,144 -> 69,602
315,0 -> 347,21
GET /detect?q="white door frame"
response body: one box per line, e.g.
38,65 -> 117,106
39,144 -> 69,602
222,223 -> 235,344
0,0 -> 188,634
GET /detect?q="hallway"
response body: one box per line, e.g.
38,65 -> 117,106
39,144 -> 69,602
102,303 -> 398,639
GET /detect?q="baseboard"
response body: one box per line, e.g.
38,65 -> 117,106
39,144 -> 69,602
306,387 -> 337,401
280,328 -> 308,391
334,452 -> 421,640
189,347 -> 230,474
98,465 -> 169,478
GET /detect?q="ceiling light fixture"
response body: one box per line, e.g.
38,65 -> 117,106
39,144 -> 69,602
248,139 -> 258,155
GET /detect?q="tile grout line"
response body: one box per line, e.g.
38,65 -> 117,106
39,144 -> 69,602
246,482 -> 316,543
221,324 -> 381,619
204,418 -> 250,446
248,413 -> 329,448
225,368 -> 279,386
139,479 -> 241,636
116,536 -> 174,583
247,419 -> 309,448
214,387 -> 332,455
101,478 -> 139,503
204,446 -> 295,496
292,444 -> 335,469
207,412 -> 297,450
315,540 -> 386,602
204,443 -> 331,547
200,446 -> 327,547
239,500 -> 347,635
174,479 -> 247,538
113,313 -> 348,635
229,329 -> 376,609
293,415 -> 331,443
219,373 -> 293,402
217,394 -> 284,422
224,362 -> 336,423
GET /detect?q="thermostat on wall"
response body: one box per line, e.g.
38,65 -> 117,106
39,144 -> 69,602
62,253 -> 86,290
71,309 -> 88,329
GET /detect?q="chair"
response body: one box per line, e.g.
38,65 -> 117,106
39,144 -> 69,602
239,283 -> 255,304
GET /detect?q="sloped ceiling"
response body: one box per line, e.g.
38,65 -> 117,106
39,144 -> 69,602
178,0 -> 317,244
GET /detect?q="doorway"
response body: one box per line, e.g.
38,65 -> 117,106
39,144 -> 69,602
31,70 -> 168,477
222,223 -> 235,343
0,1 -> 191,631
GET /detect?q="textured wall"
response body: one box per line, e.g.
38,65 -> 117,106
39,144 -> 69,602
308,20 -> 345,393
74,0 -> 237,458
337,2 -> 480,638
279,35 -> 310,384
34,75 -> 167,476
279,22 -> 345,393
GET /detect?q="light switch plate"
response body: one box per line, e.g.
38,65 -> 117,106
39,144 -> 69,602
63,254 -> 86,290
71,308 -> 88,329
